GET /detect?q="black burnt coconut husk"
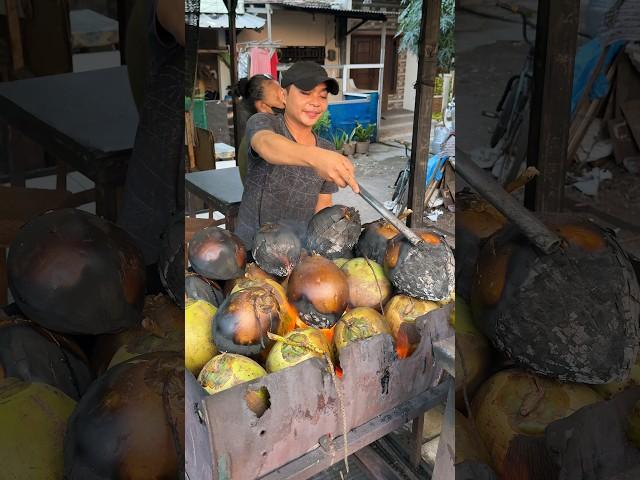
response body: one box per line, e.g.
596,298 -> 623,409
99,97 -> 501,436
252,223 -> 302,277
305,205 -> 361,260
188,226 -> 246,280
471,215 -> 640,384
158,213 -> 185,308
287,255 -> 349,329
213,286 -> 281,357
383,230 -> 455,301
185,272 -> 224,307
63,352 -> 184,479
7,209 -> 146,335
0,318 -> 93,400
355,219 -> 399,265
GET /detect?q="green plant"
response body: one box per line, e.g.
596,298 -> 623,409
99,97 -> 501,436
331,130 -> 348,150
312,111 -> 331,136
397,0 -> 455,73
351,122 -> 376,142
434,76 -> 444,96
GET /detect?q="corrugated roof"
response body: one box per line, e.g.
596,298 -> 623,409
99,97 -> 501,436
199,13 -> 266,29
277,2 -> 387,20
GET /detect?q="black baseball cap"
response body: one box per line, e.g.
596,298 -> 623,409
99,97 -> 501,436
281,61 -> 340,95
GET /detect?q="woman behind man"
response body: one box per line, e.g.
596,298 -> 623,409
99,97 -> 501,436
234,74 -> 285,182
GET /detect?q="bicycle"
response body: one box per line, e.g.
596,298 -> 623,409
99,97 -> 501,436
480,1 -> 535,185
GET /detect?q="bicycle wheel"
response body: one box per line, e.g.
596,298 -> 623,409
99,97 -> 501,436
490,87 -> 516,148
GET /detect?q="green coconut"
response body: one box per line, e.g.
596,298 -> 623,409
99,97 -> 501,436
0,378 -> 76,479
266,328 -> 333,373
340,258 -> 392,310
185,299 -> 218,376
334,307 -> 391,352
472,369 -> 601,478
198,353 -> 266,395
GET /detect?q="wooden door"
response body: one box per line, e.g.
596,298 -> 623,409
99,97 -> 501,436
350,35 -> 397,111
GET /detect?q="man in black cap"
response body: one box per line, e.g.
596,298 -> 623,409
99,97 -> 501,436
234,61 -> 359,249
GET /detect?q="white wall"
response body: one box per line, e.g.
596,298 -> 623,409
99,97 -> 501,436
403,51 -> 418,111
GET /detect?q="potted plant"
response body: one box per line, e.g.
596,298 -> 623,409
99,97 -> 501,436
352,122 -> 376,154
331,130 -> 348,154
312,111 -> 331,139
342,127 -> 357,156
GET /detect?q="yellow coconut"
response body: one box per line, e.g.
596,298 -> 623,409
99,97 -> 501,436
334,307 -> 391,352
266,328 -> 333,373
0,378 -> 76,479
185,299 -> 218,376
384,294 -> 439,358
340,258 -> 392,310
455,297 -> 492,407
455,410 -> 492,466
198,353 -> 266,395
593,352 -> 640,399
472,369 -> 602,478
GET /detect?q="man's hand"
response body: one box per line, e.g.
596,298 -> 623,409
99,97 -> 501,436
309,149 -> 359,193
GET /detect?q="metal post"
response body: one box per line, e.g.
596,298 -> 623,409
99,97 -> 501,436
524,0 -> 580,212
344,28 -> 352,94
407,0 -> 440,229
226,0 -> 240,153
376,24 -> 386,141
266,4 -> 272,43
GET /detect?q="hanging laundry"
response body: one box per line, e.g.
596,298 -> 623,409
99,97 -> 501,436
270,50 -> 278,78
238,50 -> 250,79
249,47 -> 273,76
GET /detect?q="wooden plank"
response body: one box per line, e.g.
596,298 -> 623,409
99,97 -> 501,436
608,117 -> 640,165
258,382 -> 449,480
354,446 -> 405,480
524,0 -> 579,212
5,0 -> 25,71
431,379 -> 454,480
409,414 -> 425,468
407,0 -> 440,228
203,305 -> 454,480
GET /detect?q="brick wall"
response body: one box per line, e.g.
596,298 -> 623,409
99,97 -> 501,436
387,50 -> 406,110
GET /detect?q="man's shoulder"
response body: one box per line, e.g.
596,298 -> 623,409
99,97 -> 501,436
247,112 -> 282,131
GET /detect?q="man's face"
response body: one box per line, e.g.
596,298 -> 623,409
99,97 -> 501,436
284,83 -> 329,128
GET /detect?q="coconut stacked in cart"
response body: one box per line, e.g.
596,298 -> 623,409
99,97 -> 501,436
184,204 -> 456,415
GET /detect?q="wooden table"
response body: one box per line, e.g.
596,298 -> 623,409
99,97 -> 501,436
185,167 -> 243,231
0,66 -> 138,220
69,9 -> 119,51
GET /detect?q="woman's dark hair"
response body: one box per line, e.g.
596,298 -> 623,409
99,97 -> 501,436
233,74 -> 273,115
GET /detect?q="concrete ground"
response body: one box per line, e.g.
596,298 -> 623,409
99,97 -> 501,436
457,3 -> 640,257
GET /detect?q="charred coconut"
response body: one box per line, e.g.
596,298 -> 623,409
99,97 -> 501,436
188,226 -> 246,280
472,215 -> 640,383
63,352 -> 184,480
286,255 -> 349,329
185,272 -> 224,307
252,223 -> 302,277
355,219 -> 399,265
305,205 -> 361,259
383,230 -> 455,302
7,209 -> 146,335
0,318 -> 93,400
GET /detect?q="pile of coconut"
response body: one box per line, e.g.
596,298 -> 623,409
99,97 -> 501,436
454,190 -> 640,479
0,209 -> 185,479
185,205 -> 455,415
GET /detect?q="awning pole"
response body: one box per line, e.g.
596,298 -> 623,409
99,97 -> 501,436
376,24 -> 386,141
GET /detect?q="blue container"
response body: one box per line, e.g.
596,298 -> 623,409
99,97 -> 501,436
326,92 -> 378,141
